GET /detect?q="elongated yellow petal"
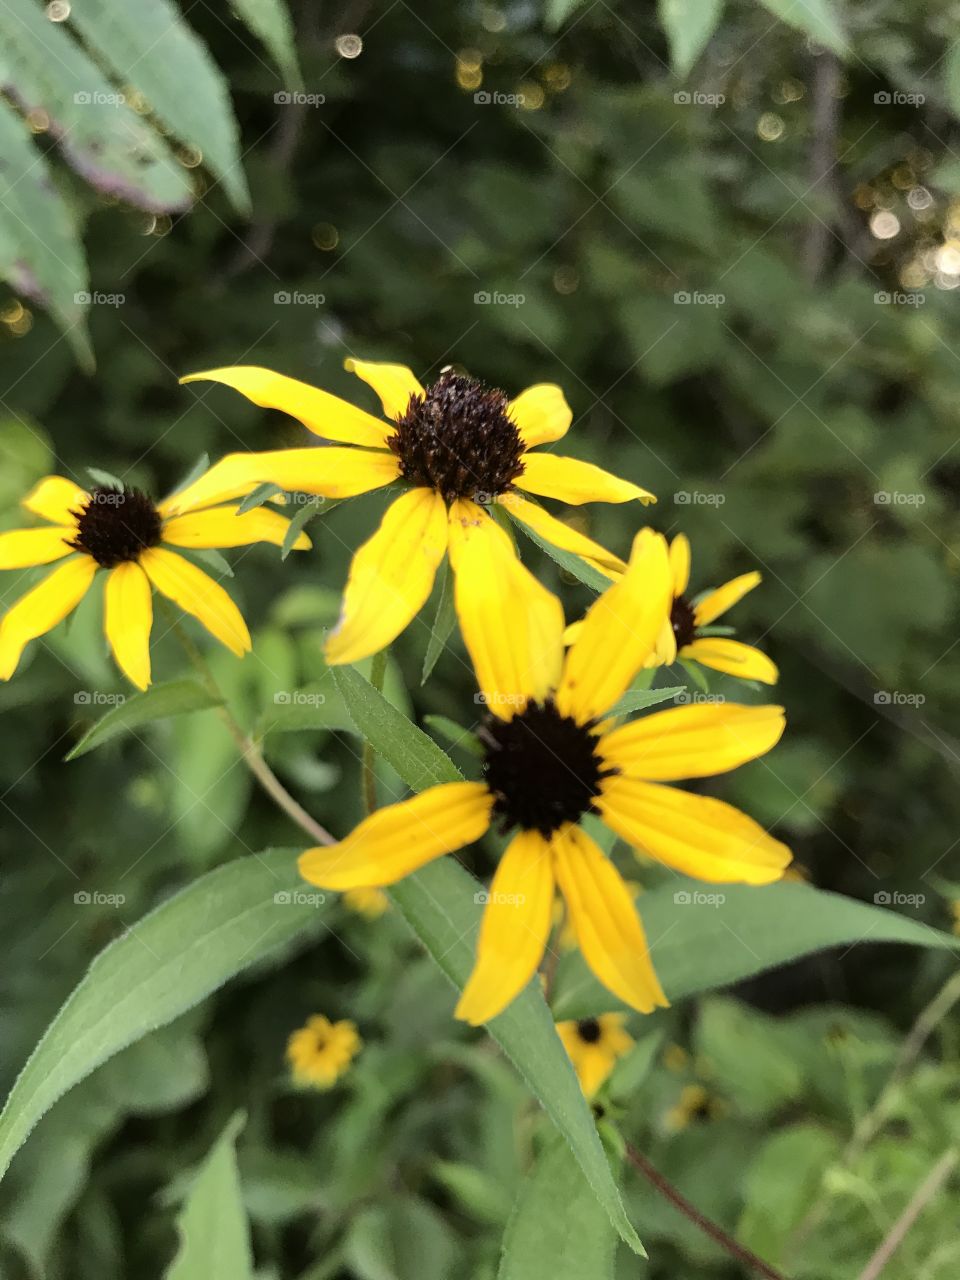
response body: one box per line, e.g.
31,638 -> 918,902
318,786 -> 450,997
455,829 -> 555,1025
556,528 -> 672,723
104,561 -> 153,690
649,615 -> 678,667
180,366 -> 391,447
517,453 -> 655,506
0,527 -> 75,569
693,571 -> 761,626
325,488 -> 448,664
162,504 -> 311,550
598,777 -> 792,883
670,534 -> 690,595
599,703 -> 785,780
553,824 -> 668,1014
508,384 -> 572,447
21,475 -> 88,524
159,448 -> 400,516
140,547 -> 251,657
447,499 -> 564,718
500,492 -> 625,576
298,782 -> 493,889
684,637 -> 779,685
344,357 -> 424,419
0,556 -> 97,679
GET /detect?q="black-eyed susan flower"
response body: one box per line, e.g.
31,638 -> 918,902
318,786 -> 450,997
0,470 -> 310,689
178,358 -> 653,666
297,529 -> 791,1026
556,1014 -> 634,1097
286,1014 -> 361,1089
664,1083 -> 726,1131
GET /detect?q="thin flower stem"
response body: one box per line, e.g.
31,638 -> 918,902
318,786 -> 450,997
162,603 -> 335,846
362,648 -> 388,815
624,1143 -> 788,1280
856,1148 -> 958,1280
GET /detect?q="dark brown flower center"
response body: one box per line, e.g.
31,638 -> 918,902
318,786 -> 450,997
480,699 -> 617,838
69,486 -> 162,568
670,594 -> 698,650
577,1018 -> 602,1044
386,369 -> 525,503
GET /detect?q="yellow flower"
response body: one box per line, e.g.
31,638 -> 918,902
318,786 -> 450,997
298,529 -> 791,1025
286,1014 -> 361,1089
343,886 -> 390,918
556,1013 -> 634,1096
664,1083 -> 724,1131
0,470 -> 310,689
178,358 -> 654,666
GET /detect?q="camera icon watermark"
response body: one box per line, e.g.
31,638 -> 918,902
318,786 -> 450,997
473,890 -> 527,906
873,690 -> 925,707
73,90 -> 126,107
873,890 -> 925,907
674,290 -> 725,307
274,90 -> 325,106
674,690 -> 726,705
673,889 -> 726,907
674,490 -> 725,506
473,90 -> 526,107
74,690 -> 126,707
274,290 -> 325,307
74,889 -> 126,906
873,491 -> 925,507
673,90 -> 725,107
273,889 -> 326,906
273,690 -> 327,706
873,90 -> 925,106
873,290 -> 925,307
74,291 -> 125,307
474,290 -> 525,307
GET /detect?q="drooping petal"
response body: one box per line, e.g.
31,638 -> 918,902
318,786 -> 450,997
556,528 -> 672,723
140,547 -> 251,657
650,616 -> 678,667
684,637 -> 779,685
599,703 -> 786,780
104,561 -> 153,690
669,534 -> 691,595
162,504 -> 311,550
325,488 -> 448,664
158,448 -> 400,516
179,366 -> 392,447
598,777 -> 792,884
298,782 -> 493,889
21,475 -> 88,523
447,499 -> 564,718
508,384 -> 572,448
516,453 -> 655,506
693,571 -> 761,626
500,492 -> 625,576
0,556 -> 97,679
553,824 -> 668,1015
344,357 -> 424,420
0,527 -> 75,569
455,829 -> 555,1025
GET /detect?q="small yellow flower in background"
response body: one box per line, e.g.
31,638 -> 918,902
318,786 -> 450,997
343,886 -> 390,918
0,469 -> 310,689
178,358 -> 654,668
556,1014 -> 634,1097
662,1042 -> 689,1073
286,1015 -> 361,1089
298,529 -> 791,1026
664,1083 -> 726,1131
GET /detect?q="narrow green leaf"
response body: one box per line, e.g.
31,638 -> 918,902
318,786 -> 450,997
608,685 -> 686,717
509,508 -> 612,592
658,0 -> 724,79
66,679 -> 223,760
0,849 -> 321,1183
281,501 -> 321,560
189,548 -> 234,578
754,0 -> 848,56
421,560 -> 456,685
85,467 -> 124,489
229,0 -> 303,90
423,714 -> 484,759
256,677 -> 355,736
236,482 -> 283,515
166,1113 -> 253,1280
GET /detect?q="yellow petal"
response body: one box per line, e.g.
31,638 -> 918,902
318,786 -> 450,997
684,637 -> 779,685
162,504 -> 311,550
599,703 -> 786,780
447,499 -> 564,718
21,475 -> 88,523
298,782 -> 493,889
508,384 -> 572,447
0,527 -> 75,569
325,488 -> 448,665
555,1024 -> 617,1097
344,357 -> 424,419
598,778 -> 792,884
0,556 -> 97,679
104,561 -> 153,690
455,829 -> 555,1025
553,824 -> 668,1015
670,534 -> 691,595
556,528 -> 672,723
179,366 -> 391,447
499,493 -> 625,576
517,453 -> 655,506
693,571 -> 761,626
140,547 -> 251,657
158,448 -> 400,516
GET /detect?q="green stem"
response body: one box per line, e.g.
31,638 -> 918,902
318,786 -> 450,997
362,648 -> 388,815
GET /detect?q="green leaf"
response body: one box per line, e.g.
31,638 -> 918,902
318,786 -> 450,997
65,679 -> 223,760
421,560 -> 456,685
423,714 -> 484,758
946,43 -> 960,121
230,0 -> 303,90
0,103 -> 91,367
0,849 -> 320,1184
68,0 -> 250,213
498,1136 -> 617,1280
754,0 -> 848,56
167,453 -> 211,501
608,685 -> 686,717
236,482 -> 283,515
508,507 -> 612,592
165,1113 -> 253,1280
256,677 -> 355,736
85,466 -> 124,489
544,0 -> 591,30
658,0 -> 724,79
552,881 -> 960,1019
281,500 -> 322,559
